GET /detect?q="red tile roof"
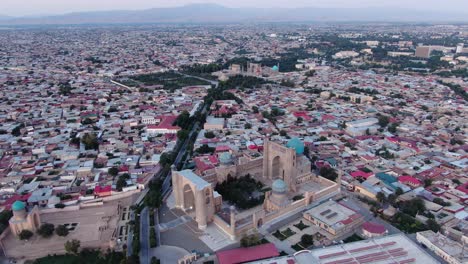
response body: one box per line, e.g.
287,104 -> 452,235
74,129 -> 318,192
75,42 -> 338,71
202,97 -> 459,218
362,222 -> 386,234
350,170 -> 373,179
398,176 -> 421,186
94,185 -> 112,194
216,243 -> 279,264
456,182 -> 468,194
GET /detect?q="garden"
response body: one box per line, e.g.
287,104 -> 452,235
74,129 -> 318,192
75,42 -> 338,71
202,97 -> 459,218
215,174 -> 265,210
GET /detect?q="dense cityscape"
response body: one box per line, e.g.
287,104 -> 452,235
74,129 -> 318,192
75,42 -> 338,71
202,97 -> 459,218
0,12 -> 467,264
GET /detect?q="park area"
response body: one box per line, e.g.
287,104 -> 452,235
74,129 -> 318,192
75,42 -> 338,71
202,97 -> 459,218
268,219 -> 333,252
215,174 -> 266,210
121,71 -> 211,92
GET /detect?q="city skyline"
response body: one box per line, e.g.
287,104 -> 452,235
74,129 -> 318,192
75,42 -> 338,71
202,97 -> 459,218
2,0 -> 468,17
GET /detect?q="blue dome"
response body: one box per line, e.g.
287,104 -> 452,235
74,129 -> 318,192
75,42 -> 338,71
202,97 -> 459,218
272,179 -> 287,193
12,200 -> 25,211
272,65 -> 279,71
219,152 -> 232,164
286,137 -> 304,155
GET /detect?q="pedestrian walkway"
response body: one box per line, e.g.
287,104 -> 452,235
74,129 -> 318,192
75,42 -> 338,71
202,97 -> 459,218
158,215 -> 192,232
152,245 -> 189,264
199,224 -> 237,251
264,233 -> 295,254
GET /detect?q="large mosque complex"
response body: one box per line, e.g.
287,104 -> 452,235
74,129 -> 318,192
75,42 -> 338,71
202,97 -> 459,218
171,137 -> 340,240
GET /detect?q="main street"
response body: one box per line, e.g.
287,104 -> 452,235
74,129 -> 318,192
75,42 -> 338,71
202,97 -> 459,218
139,207 -> 150,264
139,77 -> 217,263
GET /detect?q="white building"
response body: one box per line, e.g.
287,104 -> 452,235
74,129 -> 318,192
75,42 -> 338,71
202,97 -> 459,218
416,230 -> 467,264
345,118 -> 380,136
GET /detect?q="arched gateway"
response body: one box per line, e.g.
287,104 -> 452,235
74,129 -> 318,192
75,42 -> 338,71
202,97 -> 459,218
172,168 -> 222,230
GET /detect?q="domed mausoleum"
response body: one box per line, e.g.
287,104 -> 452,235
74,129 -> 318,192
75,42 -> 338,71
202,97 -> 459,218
266,179 -> 290,210
9,200 -> 41,238
272,179 -> 288,193
286,137 -> 305,155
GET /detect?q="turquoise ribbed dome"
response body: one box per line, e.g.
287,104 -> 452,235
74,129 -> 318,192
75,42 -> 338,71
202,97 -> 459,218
219,152 -> 232,164
286,137 -> 304,155
272,65 -> 279,71
12,200 -> 25,211
272,179 -> 287,193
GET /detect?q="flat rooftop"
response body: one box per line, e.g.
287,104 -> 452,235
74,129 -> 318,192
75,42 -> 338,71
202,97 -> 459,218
206,116 -> 225,125
304,200 -> 359,229
249,233 -> 439,264
417,230 -> 467,263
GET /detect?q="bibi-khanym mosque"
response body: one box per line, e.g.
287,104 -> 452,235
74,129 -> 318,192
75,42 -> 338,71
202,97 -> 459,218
171,137 -> 340,240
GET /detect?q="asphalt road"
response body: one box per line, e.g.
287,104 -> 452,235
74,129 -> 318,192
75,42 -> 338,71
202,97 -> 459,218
140,207 -> 150,264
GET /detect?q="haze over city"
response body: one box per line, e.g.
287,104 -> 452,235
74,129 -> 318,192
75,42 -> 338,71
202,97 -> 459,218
1,0 -> 468,16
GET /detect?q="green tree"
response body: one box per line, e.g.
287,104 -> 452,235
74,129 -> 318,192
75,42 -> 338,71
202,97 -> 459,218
395,187 -> 404,196
378,115 -> 390,127
195,144 -> 215,154
0,210 -> 13,234
56,224 -> 69,236
319,167 -> 338,182
11,123 -> 24,137
159,152 -> 176,167
376,192 -> 386,204
301,234 -> 314,247
177,129 -> 189,141
19,230 -> 33,240
424,179 -> 433,188
240,233 -> 261,247
116,174 -> 130,191
426,219 -> 441,232
108,167 -> 119,177
81,133 -> 99,150
388,123 -> 399,133
400,198 -> 426,217
204,131 -> 216,139
244,123 -> 252,129
65,239 -> 81,254
145,191 -> 162,209
452,179 -> 461,185
37,223 -> 55,238
174,111 -> 191,130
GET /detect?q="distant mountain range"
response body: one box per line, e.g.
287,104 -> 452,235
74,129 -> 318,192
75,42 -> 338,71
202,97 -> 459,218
1,3 -> 468,25
0,15 -> 12,21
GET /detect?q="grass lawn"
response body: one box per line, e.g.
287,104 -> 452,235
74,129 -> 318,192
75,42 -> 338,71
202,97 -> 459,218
291,243 -> 305,251
294,220 -> 309,231
282,228 -> 296,238
273,230 -> 287,241
343,233 -> 364,243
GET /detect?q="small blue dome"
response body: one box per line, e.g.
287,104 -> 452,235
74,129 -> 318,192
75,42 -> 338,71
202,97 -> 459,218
272,65 -> 279,71
219,152 -> 232,164
286,137 -> 304,155
12,200 -> 25,211
272,179 -> 287,193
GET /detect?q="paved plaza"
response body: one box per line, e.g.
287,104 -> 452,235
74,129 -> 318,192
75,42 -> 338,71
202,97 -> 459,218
3,196 -> 137,261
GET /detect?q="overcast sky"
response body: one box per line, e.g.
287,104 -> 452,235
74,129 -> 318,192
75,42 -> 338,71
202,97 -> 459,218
2,0 -> 468,16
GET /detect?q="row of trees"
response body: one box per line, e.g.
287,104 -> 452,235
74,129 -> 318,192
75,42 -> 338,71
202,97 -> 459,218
19,223 -> 69,240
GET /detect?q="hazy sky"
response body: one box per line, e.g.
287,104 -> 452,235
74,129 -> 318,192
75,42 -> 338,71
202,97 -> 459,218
2,0 -> 468,16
